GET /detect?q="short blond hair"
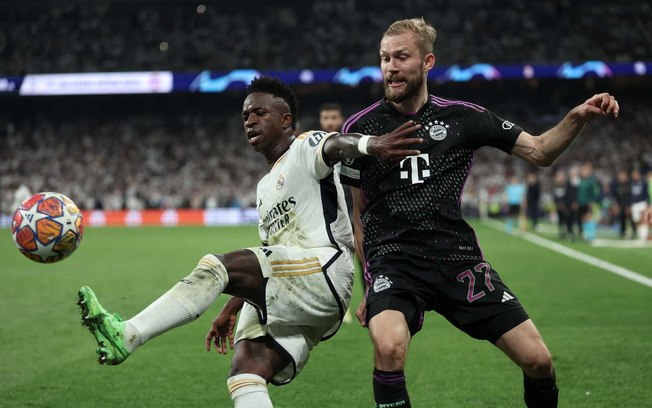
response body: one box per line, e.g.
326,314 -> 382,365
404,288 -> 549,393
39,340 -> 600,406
383,17 -> 437,56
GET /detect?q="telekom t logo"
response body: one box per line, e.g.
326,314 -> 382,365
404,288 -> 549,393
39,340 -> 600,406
399,153 -> 430,184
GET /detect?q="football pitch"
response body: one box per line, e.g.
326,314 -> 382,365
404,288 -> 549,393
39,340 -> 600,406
1,222 -> 650,407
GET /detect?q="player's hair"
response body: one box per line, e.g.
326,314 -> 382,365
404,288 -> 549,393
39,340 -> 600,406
384,17 -> 437,56
319,103 -> 342,114
246,76 -> 299,130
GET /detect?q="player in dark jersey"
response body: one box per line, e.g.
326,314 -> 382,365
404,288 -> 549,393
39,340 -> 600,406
339,18 -> 620,408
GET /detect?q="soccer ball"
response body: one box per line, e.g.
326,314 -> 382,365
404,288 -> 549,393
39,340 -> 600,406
11,192 -> 84,263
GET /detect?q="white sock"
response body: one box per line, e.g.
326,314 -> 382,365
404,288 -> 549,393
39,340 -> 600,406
638,224 -> 649,241
227,374 -> 273,408
124,254 -> 229,352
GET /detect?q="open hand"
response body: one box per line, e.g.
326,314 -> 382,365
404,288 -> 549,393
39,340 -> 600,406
205,309 -> 237,355
368,120 -> 423,163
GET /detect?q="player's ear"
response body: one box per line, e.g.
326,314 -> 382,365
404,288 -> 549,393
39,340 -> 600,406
424,53 -> 435,71
282,113 -> 293,129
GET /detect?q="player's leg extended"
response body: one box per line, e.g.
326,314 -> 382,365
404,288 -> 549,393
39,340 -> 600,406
368,308 -> 412,408
226,337 -> 291,408
495,319 -> 558,408
78,250 -> 261,365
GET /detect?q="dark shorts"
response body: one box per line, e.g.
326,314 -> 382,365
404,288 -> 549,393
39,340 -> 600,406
365,253 -> 529,343
508,204 -> 521,217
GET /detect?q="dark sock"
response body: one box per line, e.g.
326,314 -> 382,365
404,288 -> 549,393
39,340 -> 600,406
373,368 -> 411,408
523,370 -> 559,408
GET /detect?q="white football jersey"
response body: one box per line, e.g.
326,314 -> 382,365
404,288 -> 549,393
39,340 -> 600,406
256,130 -> 354,252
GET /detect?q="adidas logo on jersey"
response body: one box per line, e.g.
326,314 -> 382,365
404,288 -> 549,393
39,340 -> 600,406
501,291 -> 515,303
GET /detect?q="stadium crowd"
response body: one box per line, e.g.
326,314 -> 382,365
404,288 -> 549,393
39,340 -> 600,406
1,113 -> 262,211
2,95 -> 651,228
1,0 -> 651,75
1,0 -> 651,236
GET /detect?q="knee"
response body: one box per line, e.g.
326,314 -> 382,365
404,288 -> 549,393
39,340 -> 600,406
373,336 -> 408,368
521,347 -> 553,377
196,253 -> 226,275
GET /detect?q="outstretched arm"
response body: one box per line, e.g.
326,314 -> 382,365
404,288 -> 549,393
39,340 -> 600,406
511,93 -> 619,167
322,121 -> 422,164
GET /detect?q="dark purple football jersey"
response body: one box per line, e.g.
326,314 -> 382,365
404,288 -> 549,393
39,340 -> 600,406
340,95 -> 523,262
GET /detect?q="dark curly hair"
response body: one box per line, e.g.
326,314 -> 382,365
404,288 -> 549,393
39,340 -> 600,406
246,76 -> 299,130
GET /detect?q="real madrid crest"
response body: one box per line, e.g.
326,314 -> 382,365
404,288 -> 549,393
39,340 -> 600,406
276,174 -> 285,190
427,119 -> 448,141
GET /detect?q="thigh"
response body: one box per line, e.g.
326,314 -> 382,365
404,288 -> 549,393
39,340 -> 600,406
235,302 -> 327,385
494,319 -> 552,370
367,293 -> 424,337
234,245 -> 353,385
434,260 -> 529,343
365,254 -> 430,335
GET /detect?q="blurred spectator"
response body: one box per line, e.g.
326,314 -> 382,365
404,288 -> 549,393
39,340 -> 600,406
577,162 -> 601,241
10,182 -> 31,212
630,168 -> 650,241
564,166 -> 581,241
525,171 -> 541,231
318,103 -> 344,133
504,175 -> 525,233
610,169 -> 633,239
551,170 -> 568,239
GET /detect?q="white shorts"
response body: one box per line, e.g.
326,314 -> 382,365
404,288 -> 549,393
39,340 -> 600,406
631,201 -> 648,223
234,245 -> 354,385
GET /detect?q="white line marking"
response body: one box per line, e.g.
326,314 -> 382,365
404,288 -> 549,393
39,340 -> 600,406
482,219 -> 652,288
591,239 -> 652,248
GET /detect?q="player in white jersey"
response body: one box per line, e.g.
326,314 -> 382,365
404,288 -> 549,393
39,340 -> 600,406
76,76 -> 422,407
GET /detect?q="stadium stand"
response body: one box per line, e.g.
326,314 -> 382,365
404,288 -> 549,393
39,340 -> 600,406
1,1 -> 651,225
1,1 -> 651,75
1,79 -> 651,216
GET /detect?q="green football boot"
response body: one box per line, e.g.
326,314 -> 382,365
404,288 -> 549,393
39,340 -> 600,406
77,286 -> 130,365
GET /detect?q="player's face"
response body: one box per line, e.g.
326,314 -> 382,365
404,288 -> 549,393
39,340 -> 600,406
380,32 -> 431,103
319,109 -> 344,133
242,92 -> 291,153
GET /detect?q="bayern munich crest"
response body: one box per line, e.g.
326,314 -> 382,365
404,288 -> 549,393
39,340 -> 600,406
373,274 -> 393,293
427,120 -> 448,141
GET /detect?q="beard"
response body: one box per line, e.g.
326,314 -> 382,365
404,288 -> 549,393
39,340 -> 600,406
384,73 -> 423,103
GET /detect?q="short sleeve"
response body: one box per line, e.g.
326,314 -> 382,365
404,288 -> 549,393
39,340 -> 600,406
294,130 -> 335,180
338,120 -> 363,187
466,108 -> 523,153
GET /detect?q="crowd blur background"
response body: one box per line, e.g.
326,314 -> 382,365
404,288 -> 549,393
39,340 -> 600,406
1,0 -> 651,238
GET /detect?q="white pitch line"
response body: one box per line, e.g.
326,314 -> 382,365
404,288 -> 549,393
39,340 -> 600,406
482,218 -> 652,288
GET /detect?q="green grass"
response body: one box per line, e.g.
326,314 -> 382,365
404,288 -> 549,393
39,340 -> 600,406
1,223 -> 651,407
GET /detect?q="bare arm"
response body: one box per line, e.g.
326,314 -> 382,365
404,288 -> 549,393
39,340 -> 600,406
350,187 -> 366,270
350,187 -> 371,327
511,93 -> 619,167
322,121 -> 422,165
